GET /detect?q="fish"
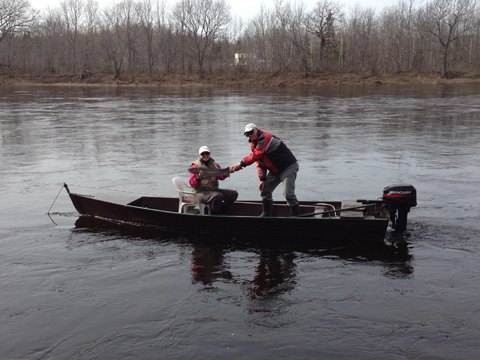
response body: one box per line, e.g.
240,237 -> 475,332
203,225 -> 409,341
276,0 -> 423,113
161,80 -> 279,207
188,167 -> 231,177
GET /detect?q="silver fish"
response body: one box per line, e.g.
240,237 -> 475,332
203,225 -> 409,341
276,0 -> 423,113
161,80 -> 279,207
188,167 -> 231,177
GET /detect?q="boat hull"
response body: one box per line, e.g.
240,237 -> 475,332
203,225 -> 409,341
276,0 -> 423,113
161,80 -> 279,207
68,192 -> 389,246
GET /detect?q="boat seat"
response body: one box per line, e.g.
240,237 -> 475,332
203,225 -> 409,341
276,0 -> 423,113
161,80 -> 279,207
340,200 -> 364,218
314,203 -> 338,217
172,177 -> 209,215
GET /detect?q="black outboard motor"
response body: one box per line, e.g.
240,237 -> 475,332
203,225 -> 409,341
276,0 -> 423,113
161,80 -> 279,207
383,184 -> 417,232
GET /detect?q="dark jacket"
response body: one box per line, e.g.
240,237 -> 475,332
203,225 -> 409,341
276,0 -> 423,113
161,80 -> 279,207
241,128 -> 297,181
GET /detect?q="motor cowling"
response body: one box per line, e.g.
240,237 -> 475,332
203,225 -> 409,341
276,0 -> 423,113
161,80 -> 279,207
383,184 -> 417,232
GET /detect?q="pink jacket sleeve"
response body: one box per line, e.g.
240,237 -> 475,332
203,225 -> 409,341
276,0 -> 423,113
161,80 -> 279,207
189,164 -> 201,188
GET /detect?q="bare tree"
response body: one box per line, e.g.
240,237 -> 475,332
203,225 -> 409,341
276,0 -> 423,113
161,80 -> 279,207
136,0 -> 157,78
379,0 -> 417,72
120,0 -> 139,80
101,3 -> 126,79
270,0 -> 294,72
81,0 -> 99,76
101,0 -> 139,81
461,4 -> 480,69
37,8 -> 65,73
307,0 -> 342,72
0,0 -> 36,43
342,5 -> 379,72
154,1 -> 176,74
61,0 -> 85,73
172,0 -> 231,79
250,5 -> 271,72
279,1 -> 312,76
420,0 -> 477,77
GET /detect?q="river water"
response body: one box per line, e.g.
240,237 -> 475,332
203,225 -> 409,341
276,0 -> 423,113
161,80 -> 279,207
1,84 -> 479,359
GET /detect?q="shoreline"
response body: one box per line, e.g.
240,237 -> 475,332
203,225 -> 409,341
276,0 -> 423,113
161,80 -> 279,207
2,71 -> 480,88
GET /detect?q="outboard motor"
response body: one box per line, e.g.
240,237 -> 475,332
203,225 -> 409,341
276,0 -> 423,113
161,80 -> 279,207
383,184 -> 417,232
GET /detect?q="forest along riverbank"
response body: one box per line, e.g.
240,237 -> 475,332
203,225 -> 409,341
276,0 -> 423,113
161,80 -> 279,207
2,71 -> 480,88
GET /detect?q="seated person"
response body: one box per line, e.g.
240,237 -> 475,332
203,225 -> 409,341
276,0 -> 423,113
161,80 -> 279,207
189,146 -> 238,215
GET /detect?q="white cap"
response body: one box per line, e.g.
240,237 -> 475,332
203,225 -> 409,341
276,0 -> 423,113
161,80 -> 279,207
244,123 -> 257,134
199,145 -> 210,154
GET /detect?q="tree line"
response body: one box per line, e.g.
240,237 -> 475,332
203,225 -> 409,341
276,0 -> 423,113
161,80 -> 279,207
1,0 -> 479,81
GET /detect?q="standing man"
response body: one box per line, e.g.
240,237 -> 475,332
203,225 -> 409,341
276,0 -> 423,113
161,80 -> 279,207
230,124 -> 299,217
190,146 -> 238,215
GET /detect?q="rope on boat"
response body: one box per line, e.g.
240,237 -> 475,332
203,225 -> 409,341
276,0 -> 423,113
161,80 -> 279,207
46,183 -> 66,215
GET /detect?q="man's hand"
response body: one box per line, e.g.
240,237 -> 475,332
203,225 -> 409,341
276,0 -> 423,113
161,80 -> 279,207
258,181 -> 265,191
229,163 -> 242,173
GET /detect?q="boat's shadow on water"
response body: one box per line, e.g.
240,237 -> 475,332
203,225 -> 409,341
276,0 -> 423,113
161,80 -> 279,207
71,216 -> 415,294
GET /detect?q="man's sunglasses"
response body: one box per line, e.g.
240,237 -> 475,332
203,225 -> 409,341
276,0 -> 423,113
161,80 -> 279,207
201,152 -> 210,156
244,130 -> 254,137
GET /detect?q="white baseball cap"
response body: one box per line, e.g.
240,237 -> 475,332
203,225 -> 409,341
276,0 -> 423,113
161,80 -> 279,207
244,123 -> 257,134
199,146 -> 210,154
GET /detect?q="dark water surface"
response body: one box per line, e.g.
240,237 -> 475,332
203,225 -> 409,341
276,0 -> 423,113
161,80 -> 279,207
1,84 -> 479,359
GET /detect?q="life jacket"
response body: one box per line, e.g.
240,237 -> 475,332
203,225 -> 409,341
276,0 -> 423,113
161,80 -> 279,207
242,129 -> 297,180
192,158 -> 219,192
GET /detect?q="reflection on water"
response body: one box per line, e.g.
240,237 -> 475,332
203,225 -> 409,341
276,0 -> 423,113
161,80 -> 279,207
190,242 -> 300,301
191,242 -> 414,299
75,215 -> 414,295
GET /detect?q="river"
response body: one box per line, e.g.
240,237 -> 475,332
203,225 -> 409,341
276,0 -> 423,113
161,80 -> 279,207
1,84 -> 479,359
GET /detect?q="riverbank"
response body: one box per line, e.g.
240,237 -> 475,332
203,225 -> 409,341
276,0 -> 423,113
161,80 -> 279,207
2,71 -> 480,87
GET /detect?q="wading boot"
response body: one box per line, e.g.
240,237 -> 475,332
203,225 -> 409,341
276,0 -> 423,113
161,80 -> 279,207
290,204 -> 300,217
260,199 -> 273,217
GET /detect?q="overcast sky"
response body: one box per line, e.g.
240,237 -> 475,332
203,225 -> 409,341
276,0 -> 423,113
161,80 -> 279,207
29,0 -> 399,20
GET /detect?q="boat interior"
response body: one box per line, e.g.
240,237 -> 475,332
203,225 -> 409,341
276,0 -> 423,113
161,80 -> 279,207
127,196 -> 386,219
